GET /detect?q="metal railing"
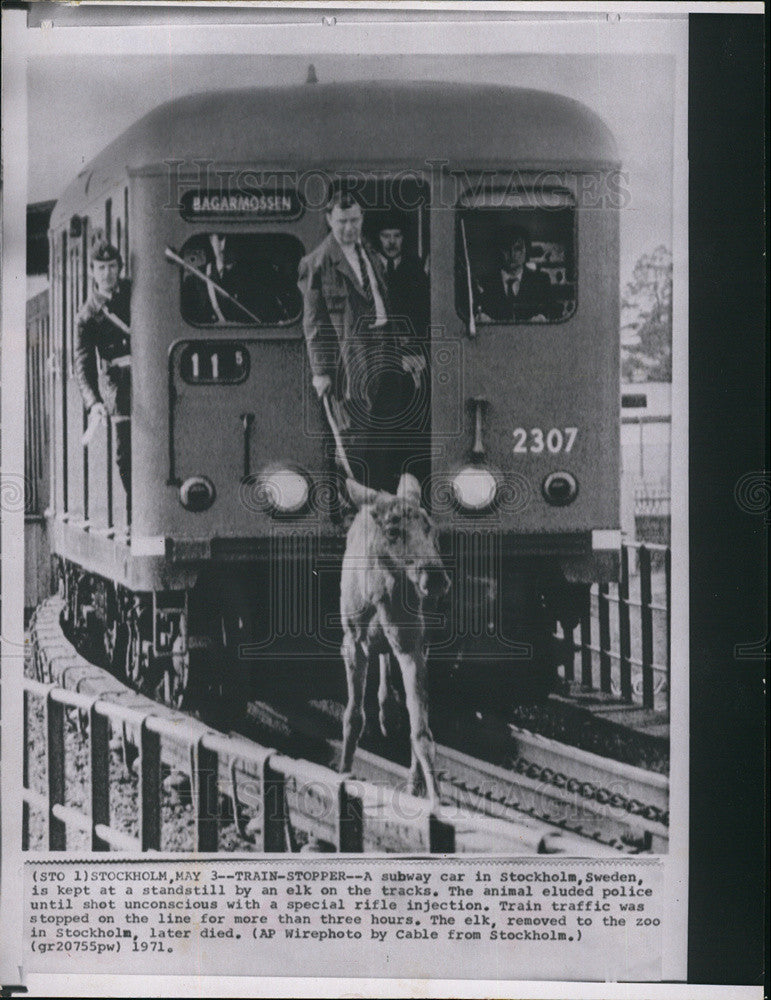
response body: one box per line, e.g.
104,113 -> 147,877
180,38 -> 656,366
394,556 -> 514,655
24,593 -> 623,857
22,677 -> 462,854
634,485 -> 671,518
559,541 -> 671,713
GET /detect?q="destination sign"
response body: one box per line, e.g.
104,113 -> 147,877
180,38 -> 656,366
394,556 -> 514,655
181,188 -> 303,221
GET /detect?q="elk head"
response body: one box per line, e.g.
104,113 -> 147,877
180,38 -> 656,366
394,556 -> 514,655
346,476 -> 450,602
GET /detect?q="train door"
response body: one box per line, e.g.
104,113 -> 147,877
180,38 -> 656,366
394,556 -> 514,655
79,197 -> 131,535
328,174 -> 432,488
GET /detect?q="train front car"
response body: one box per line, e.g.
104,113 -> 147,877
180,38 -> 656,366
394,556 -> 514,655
45,82 -> 620,714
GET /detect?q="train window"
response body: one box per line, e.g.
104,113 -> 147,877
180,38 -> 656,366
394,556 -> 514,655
177,233 -> 303,327
456,189 -> 576,325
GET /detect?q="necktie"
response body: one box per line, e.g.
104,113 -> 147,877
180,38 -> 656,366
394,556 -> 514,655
355,243 -> 375,308
387,257 -> 396,276
506,274 -> 521,299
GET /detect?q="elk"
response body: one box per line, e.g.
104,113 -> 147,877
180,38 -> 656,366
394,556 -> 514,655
339,474 -> 450,805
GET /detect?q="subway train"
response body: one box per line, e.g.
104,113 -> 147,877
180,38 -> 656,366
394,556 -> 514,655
29,78 -> 621,714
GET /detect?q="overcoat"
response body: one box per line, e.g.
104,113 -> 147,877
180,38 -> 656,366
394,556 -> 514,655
298,232 -> 417,409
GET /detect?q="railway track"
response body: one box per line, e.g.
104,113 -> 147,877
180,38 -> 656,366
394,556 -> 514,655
27,597 -> 667,855
245,696 -> 668,854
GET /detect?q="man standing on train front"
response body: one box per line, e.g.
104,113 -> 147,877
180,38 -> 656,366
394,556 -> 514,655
298,190 -> 425,497
74,239 -> 132,521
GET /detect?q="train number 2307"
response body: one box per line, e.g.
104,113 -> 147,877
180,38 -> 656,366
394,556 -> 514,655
513,427 -> 578,454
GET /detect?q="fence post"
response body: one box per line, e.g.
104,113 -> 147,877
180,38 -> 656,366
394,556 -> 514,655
599,583 -> 612,694
262,758 -> 287,852
194,738 -> 220,853
619,545 -> 632,703
337,781 -> 364,853
139,721 -> 162,851
580,585 -> 593,688
562,623 -> 575,683
23,689 -> 30,851
639,545 -> 654,709
429,814 -> 455,854
32,625 -> 44,682
46,692 -> 66,850
90,705 -> 110,851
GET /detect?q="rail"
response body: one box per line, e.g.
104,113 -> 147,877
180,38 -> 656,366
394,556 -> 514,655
559,540 -> 670,712
23,674 -> 464,854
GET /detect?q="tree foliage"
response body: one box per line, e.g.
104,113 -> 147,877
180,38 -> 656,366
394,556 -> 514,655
621,245 -> 672,382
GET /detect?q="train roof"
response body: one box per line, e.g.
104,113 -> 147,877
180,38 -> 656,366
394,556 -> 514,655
51,81 -> 619,227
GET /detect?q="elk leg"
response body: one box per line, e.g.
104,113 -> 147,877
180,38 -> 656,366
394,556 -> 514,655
340,630 -> 368,775
393,649 -> 439,806
378,652 -> 400,737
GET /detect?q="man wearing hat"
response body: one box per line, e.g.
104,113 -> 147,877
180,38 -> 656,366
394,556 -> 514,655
374,212 -> 430,483
475,223 -> 556,323
74,239 -> 132,519
374,213 -> 430,347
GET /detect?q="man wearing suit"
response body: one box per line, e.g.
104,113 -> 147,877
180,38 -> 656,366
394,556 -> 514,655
298,191 -> 424,494
475,224 -> 557,323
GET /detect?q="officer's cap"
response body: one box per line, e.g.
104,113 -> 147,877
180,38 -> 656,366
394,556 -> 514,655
91,240 -> 121,263
376,211 -> 406,233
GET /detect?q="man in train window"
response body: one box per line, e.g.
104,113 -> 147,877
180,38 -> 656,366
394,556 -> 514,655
181,234 -> 299,326
475,223 -> 557,323
298,190 -> 426,496
180,234 -> 257,325
74,239 -> 132,518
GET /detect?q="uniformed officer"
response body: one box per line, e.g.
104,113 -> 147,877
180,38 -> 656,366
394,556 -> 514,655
374,213 -> 429,346
374,213 -> 431,484
74,240 -> 132,519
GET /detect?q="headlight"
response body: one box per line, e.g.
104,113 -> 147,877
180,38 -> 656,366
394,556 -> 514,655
259,467 -> 310,515
542,471 -> 578,506
452,466 -> 497,511
179,476 -> 216,512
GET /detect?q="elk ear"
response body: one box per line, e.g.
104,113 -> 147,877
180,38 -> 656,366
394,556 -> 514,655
396,472 -> 421,505
346,478 -> 379,508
